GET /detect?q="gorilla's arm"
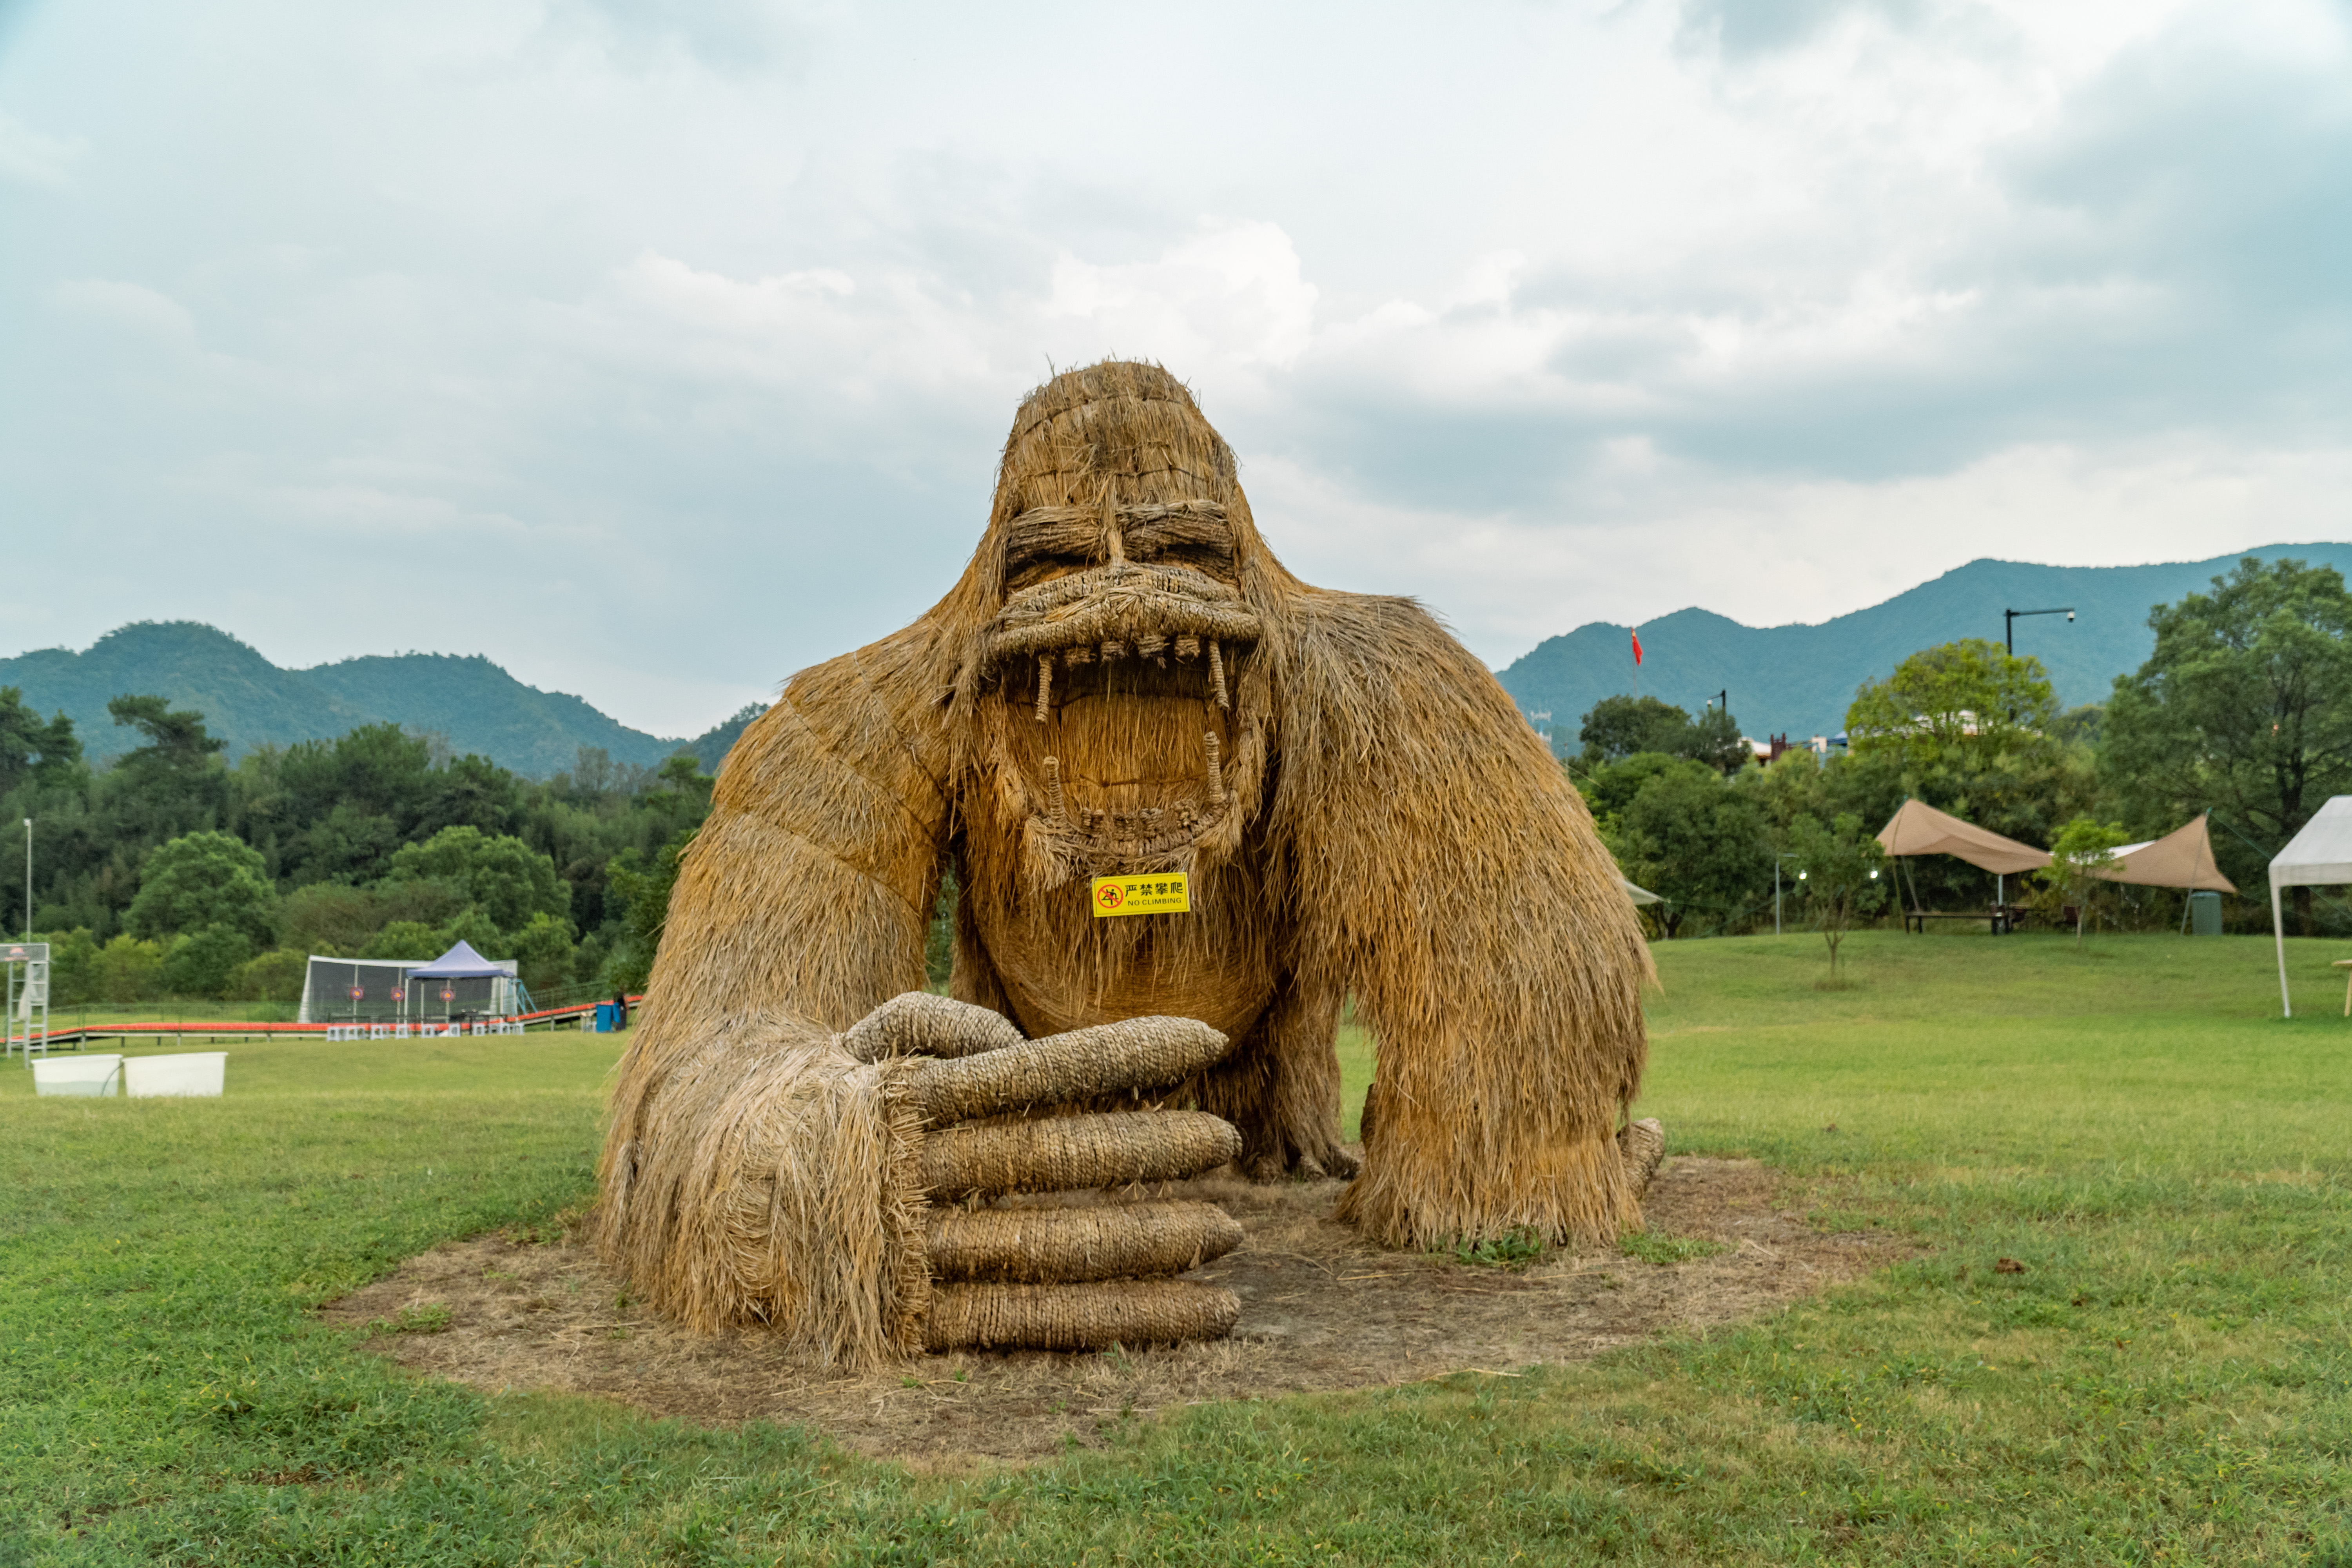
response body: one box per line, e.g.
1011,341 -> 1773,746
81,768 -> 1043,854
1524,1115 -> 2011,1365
1274,591 -> 1655,1250
599,621 -> 956,1317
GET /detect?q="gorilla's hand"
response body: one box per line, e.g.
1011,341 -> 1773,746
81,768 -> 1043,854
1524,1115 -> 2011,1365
842,993 -> 1247,1352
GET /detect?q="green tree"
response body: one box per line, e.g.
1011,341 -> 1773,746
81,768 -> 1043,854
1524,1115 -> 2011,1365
92,935 -> 165,1002
385,826 -> 568,934
1844,641 -> 2092,908
106,693 -> 225,773
1611,760 -> 1771,938
37,928 -> 102,1007
512,911 -> 577,998
1847,639 -> 2060,751
227,948 -> 309,1003
1788,812 -> 1889,982
2043,817 -> 2131,946
1579,696 -> 1696,762
162,924 -> 255,998
0,688 -> 83,794
603,826 -> 695,992
126,831 -> 277,945
2103,557 -> 2352,930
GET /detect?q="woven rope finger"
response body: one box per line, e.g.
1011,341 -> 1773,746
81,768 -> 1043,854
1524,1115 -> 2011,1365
927,1200 -> 1244,1285
922,1110 -> 1241,1199
904,1016 -> 1230,1125
1617,1118 -> 1665,1197
923,1281 -> 1241,1351
842,992 -> 1027,1063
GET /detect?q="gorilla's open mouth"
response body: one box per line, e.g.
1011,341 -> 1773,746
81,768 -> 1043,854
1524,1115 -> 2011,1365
980,559 -> 1264,866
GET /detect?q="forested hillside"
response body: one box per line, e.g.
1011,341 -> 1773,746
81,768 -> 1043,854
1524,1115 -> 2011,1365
1499,543 -> 2352,744
0,621 -> 759,777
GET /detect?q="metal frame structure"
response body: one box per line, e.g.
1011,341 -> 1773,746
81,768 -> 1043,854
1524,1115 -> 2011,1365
5,941 -> 51,1062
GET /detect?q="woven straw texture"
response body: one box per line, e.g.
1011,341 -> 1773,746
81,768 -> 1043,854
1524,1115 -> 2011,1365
923,1280 -> 1241,1352
843,991 -> 1025,1063
921,1110 -> 1241,1200
1618,1117 -> 1666,1197
926,1200 -> 1242,1285
904,1016 -> 1230,1125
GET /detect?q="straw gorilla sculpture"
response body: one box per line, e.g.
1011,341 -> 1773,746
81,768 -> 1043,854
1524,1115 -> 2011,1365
600,361 -> 1658,1366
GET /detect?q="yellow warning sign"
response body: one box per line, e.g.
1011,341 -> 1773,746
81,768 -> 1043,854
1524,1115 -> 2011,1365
1091,872 -> 1191,917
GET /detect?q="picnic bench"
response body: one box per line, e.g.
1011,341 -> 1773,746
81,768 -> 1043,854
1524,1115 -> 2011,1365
1903,907 -> 2015,935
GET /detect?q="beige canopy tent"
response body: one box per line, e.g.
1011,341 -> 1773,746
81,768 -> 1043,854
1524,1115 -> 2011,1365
2092,814 -> 2236,894
1876,798 -> 2053,924
1876,798 -> 2053,874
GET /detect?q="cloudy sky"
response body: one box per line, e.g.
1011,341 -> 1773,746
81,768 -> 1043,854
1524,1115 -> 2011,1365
3,0 -> 2347,735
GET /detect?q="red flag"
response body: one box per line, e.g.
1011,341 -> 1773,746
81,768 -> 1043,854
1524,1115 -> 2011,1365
1630,628 -> 1644,666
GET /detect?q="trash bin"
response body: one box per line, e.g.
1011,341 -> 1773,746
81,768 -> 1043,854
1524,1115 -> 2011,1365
2187,891 -> 2223,936
593,1003 -> 618,1033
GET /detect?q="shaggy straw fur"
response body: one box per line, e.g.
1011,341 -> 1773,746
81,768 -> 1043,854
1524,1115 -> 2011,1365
600,360 -> 1653,1361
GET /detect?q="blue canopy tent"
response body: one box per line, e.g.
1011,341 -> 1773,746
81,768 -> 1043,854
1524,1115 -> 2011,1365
402,941 -> 526,1020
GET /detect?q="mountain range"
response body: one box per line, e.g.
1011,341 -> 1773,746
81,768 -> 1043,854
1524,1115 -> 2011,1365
7,543 -> 2344,777
1495,543 -> 2352,746
0,621 -> 759,778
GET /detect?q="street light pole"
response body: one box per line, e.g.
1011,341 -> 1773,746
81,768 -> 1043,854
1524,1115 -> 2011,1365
2003,606 -> 2076,656
21,818 -> 29,940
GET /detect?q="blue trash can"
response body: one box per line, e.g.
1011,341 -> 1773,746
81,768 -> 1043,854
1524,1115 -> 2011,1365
593,1003 -> 619,1033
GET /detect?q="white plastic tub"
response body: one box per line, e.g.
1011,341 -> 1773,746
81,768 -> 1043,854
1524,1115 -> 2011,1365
123,1051 -> 227,1098
32,1054 -> 122,1096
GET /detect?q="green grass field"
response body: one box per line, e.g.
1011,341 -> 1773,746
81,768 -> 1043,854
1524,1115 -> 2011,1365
4,930 -> 2348,1564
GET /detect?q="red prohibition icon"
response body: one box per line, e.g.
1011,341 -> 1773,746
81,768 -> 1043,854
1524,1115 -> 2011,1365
1096,884 -> 1124,910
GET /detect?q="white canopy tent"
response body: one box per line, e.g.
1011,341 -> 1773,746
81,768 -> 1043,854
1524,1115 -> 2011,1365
2268,796 -> 2352,1016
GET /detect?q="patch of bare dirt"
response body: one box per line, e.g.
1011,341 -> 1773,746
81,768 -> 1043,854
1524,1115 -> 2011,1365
321,1155 -> 1898,1466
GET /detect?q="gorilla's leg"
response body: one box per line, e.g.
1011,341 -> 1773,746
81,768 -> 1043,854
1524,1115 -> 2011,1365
1197,973 -> 1358,1181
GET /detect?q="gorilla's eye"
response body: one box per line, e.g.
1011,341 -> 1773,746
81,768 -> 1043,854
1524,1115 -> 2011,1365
1122,515 -> 1236,577
1003,515 -> 1103,590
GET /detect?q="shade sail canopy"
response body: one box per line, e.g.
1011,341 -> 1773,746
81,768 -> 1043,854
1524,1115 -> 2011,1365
1875,798 -> 2052,875
2268,796 -> 2352,1016
2093,814 -> 2236,893
406,940 -> 511,979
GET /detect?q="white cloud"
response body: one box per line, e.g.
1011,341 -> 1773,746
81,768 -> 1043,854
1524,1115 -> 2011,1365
0,110 -> 84,187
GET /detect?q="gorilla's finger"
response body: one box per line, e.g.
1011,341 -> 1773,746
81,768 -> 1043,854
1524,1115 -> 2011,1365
926,1200 -> 1243,1285
921,1110 -> 1240,1199
1617,1117 -> 1665,1197
902,1016 -> 1229,1124
924,1279 -> 1241,1351
841,992 -> 1025,1063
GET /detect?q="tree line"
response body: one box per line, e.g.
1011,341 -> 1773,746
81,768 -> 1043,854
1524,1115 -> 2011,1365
1578,556 -> 2352,939
0,695 -> 714,1006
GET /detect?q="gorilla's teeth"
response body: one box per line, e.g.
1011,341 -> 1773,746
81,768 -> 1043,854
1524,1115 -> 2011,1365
1034,655 -> 1052,722
1064,644 -> 1093,667
1137,632 -> 1167,659
1101,639 -> 1127,661
1204,732 -> 1225,807
1208,641 -> 1229,709
1175,635 -> 1200,660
